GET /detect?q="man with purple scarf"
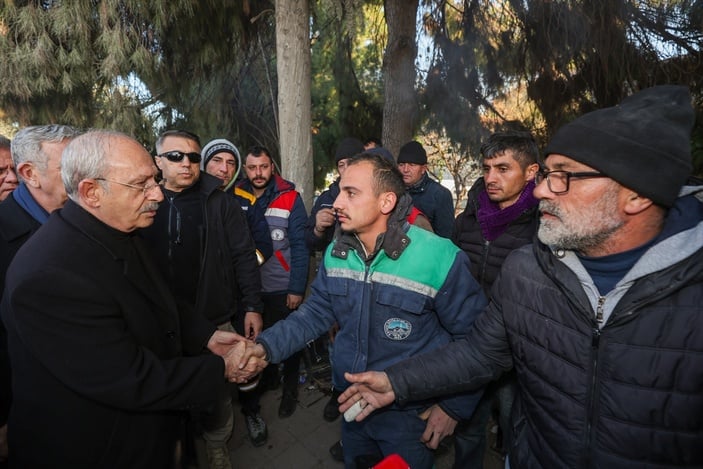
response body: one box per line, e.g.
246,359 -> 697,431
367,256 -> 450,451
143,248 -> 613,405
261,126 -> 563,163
450,130 -> 540,467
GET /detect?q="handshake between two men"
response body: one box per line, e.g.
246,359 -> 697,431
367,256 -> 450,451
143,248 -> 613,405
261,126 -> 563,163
208,328 -> 396,419
206,330 -> 270,383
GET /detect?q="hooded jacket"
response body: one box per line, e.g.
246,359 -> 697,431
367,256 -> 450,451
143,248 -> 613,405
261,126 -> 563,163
200,139 -> 272,262
258,193 -> 487,421
140,172 -> 263,325
238,174 -> 309,295
386,187 -> 703,467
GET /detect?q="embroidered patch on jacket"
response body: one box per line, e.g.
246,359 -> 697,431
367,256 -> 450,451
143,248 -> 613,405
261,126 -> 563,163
384,318 -> 412,340
271,228 -> 285,241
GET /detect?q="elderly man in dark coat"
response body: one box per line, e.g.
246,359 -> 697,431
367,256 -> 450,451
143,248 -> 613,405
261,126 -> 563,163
1,130 -> 257,468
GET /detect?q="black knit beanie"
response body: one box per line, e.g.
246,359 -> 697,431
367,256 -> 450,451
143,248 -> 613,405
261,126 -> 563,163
335,137 -> 364,163
544,85 -> 694,207
397,141 -> 427,165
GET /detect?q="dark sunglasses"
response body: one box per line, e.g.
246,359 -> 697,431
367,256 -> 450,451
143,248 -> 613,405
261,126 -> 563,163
158,151 -> 202,163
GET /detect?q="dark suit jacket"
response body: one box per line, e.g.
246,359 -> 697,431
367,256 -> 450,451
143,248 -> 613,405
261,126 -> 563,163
0,195 -> 42,426
1,200 -> 227,468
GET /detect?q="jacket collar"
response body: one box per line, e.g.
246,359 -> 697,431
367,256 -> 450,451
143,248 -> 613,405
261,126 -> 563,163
331,192 -> 413,261
60,200 -> 179,315
406,172 -> 430,194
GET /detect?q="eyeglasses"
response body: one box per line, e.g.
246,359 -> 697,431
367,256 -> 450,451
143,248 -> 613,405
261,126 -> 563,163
535,170 -> 608,194
157,151 -> 202,163
96,178 -> 161,197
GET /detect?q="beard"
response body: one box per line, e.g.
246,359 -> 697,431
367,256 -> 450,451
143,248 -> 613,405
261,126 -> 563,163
537,186 -> 623,253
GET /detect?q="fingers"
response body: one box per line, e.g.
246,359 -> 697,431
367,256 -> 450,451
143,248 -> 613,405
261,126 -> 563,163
244,312 -> 263,339
286,294 -> 303,310
315,208 -> 335,229
211,330 -> 246,344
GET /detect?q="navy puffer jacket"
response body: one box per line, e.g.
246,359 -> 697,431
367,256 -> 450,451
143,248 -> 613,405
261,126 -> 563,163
388,189 -> 703,467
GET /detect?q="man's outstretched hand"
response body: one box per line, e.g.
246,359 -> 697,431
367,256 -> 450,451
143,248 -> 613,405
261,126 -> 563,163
337,371 -> 396,422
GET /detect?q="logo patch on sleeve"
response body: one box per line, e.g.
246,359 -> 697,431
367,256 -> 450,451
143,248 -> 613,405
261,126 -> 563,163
384,318 -> 412,340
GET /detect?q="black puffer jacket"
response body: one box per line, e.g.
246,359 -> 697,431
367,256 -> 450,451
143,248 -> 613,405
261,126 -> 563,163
452,178 -> 538,294
388,190 -> 703,467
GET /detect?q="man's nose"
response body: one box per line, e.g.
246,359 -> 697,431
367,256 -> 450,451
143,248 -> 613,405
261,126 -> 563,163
484,168 -> 497,183
5,168 -> 18,183
150,187 -> 165,202
533,176 -> 551,200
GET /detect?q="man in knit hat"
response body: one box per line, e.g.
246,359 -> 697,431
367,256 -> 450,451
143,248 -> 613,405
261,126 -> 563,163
338,85 -> 703,467
202,138 -> 272,263
397,140 -> 454,237
305,137 -> 365,251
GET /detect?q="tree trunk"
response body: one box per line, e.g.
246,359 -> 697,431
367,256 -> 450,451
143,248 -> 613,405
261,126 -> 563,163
382,0 -> 419,157
275,0 -> 313,210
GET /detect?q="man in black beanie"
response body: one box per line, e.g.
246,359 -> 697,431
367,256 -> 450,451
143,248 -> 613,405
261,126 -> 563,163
338,85 -> 703,468
397,141 -> 454,237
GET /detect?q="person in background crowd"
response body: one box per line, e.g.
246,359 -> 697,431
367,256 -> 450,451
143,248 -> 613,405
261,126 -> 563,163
0,124 -> 81,466
450,130 -> 540,467
339,85 -> 703,468
0,136 -> 17,202
306,137 -> 365,252
201,138 -> 272,263
140,130 -> 263,469
238,145 -> 310,441
363,137 -> 382,151
397,141 -> 455,238
201,138 -> 273,447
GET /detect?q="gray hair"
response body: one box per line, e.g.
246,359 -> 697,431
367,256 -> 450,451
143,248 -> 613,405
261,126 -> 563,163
155,129 -> 201,154
62,130 -> 129,201
11,124 -> 81,170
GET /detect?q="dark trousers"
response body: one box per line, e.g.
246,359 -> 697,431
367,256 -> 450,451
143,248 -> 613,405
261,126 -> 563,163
238,293 -> 303,415
453,373 -> 516,468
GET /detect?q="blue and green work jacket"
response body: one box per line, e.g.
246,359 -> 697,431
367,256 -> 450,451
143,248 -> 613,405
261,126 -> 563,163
258,221 -> 487,421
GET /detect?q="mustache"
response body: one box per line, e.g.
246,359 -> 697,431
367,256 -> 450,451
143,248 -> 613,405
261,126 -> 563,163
538,201 -> 560,217
141,202 -> 160,213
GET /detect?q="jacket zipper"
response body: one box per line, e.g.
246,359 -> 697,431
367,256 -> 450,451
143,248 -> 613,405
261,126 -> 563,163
479,239 -> 490,289
584,295 -> 605,466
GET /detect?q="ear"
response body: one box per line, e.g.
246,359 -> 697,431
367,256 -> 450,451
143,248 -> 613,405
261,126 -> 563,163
16,162 -> 39,187
78,179 -> 103,208
622,189 -> 654,215
525,163 -> 540,181
379,192 -> 398,215
154,156 -> 164,170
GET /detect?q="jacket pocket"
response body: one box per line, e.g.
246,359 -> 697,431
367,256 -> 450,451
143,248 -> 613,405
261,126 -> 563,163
373,289 -> 431,342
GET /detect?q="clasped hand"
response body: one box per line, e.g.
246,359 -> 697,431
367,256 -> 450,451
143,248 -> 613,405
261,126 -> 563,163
207,330 -> 269,382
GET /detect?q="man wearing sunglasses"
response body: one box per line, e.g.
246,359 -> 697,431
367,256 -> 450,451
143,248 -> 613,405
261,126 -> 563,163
338,85 -> 703,468
140,130 -> 263,469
